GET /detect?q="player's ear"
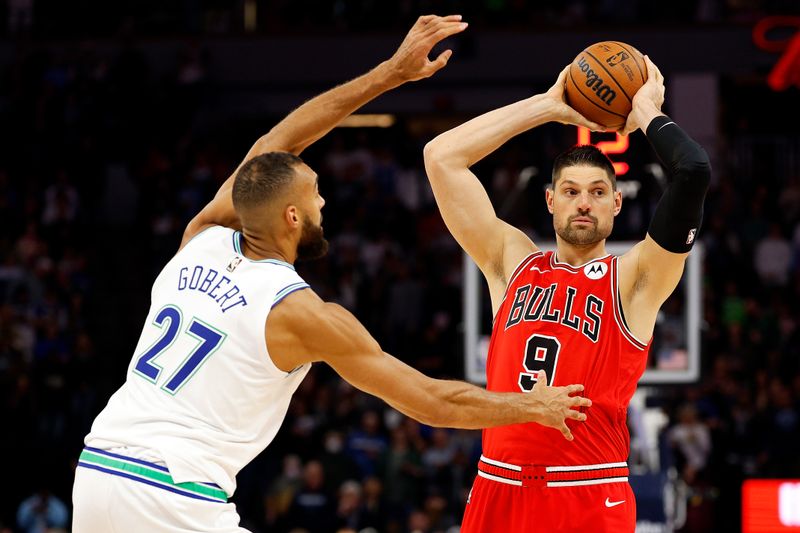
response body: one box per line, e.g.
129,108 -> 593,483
285,205 -> 300,228
613,190 -> 622,216
545,187 -> 555,214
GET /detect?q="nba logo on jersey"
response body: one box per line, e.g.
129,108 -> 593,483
584,262 -> 608,280
227,256 -> 243,272
686,228 -> 697,245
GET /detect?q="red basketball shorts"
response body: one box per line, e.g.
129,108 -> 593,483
461,455 -> 636,532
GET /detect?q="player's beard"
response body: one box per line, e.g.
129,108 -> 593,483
555,213 -> 612,246
296,216 -> 329,261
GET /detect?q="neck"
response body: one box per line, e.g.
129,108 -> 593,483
554,238 -> 607,266
239,228 -> 296,264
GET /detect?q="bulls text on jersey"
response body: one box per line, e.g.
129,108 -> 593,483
504,283 -> 604,343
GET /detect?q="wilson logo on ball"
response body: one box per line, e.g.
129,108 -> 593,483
576,57 -> 617,105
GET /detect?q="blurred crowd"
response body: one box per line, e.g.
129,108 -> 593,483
3,0 -> 800,37
1,21 -> 800,533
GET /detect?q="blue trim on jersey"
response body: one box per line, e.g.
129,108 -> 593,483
233,232 -> 296,270
77,462 -> 224,504
82,447 -> 224,490
83,447 -> 169,473
272,282 -> 310,308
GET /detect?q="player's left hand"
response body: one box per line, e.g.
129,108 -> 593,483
543,66 -> 606,131
621,56 -> 666,136
385,14 -> 468,82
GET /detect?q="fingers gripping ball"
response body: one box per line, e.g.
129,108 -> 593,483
565,41 -> 647,130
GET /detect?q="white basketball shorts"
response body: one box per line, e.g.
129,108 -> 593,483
72,447 -> 249,533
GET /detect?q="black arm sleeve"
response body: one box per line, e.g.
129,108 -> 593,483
645,115 -> 712,253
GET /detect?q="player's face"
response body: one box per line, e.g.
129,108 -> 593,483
294,164 -> 328,260
547,165 -> 621,246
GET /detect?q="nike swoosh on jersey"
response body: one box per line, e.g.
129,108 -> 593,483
605,498 -> 625,508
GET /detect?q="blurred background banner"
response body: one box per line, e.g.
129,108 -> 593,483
1,2 -> 799,532
742,479 -> 800,532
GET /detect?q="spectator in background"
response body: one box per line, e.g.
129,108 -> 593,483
7,0 -> 33,34
380,425 -> 424,519
16,487 -> 68,533
334,480 -> 363,531
318,430 -> 360,494
347,410 -> 388,477
41,172 -> 79,228
422,428 -> 457,495
755,223 -> 792,286
287,461 -> 335,533
265,454 -> 304,528
761,379 -> 800,476
359,477 -> 387,530
667,404 -> 712,484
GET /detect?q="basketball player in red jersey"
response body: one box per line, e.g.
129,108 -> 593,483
424,57 -> 710,531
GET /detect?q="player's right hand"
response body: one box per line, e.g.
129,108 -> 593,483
528,370 -> 591,441
385,15 -> 468,83
543,66 -> 606,132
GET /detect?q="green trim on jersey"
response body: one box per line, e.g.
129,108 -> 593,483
79,449 -> 228,502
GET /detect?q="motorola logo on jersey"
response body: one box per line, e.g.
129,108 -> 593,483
584,262 -> 608,280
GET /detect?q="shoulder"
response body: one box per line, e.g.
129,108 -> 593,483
499,227 -> 539,282
179,223 -> 230,252
268,288 -> 379,365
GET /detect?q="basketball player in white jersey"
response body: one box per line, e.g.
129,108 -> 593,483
72,16 -> 592,532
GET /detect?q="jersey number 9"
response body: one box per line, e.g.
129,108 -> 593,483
518,334 -> 561,391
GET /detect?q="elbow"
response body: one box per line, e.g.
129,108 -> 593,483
675,145 -> 712,184
685,150 -> 711,176
417,405 -> 453,428
423,138 -> 465,177
423,139 -> 444,168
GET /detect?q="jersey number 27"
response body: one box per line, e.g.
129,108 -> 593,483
133,305 -> 227,395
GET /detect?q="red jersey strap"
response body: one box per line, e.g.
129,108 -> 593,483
610,257 -> 650,350
502,251 -> 543,300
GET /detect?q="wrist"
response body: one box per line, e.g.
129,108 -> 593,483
528,94 -> 562,124
631,103 -> 664,131
373,60 -> 405,91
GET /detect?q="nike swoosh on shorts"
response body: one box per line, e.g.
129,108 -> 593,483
605,498 -> 625,508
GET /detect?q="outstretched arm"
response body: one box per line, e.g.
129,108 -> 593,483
619,57 -> 711,340
181,14 -> 468,249
266,289 -> 592,439
424,67 -> 602,310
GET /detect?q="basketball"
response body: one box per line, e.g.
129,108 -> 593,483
565,41 -> 647,130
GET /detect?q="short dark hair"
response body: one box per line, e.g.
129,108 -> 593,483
232,152 -> 304,211
552,145 -> 616,190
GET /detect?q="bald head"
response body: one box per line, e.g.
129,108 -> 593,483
232,152 -> 304,216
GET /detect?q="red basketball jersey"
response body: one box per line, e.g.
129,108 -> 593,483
483,250 -> 651,466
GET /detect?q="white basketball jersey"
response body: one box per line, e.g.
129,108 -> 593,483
86,226 -> 311,496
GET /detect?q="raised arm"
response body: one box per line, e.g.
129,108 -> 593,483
266,289 -> 591,439
618,57 -> 711,340
424,68 -> 602,308
181,14 -> 468,249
